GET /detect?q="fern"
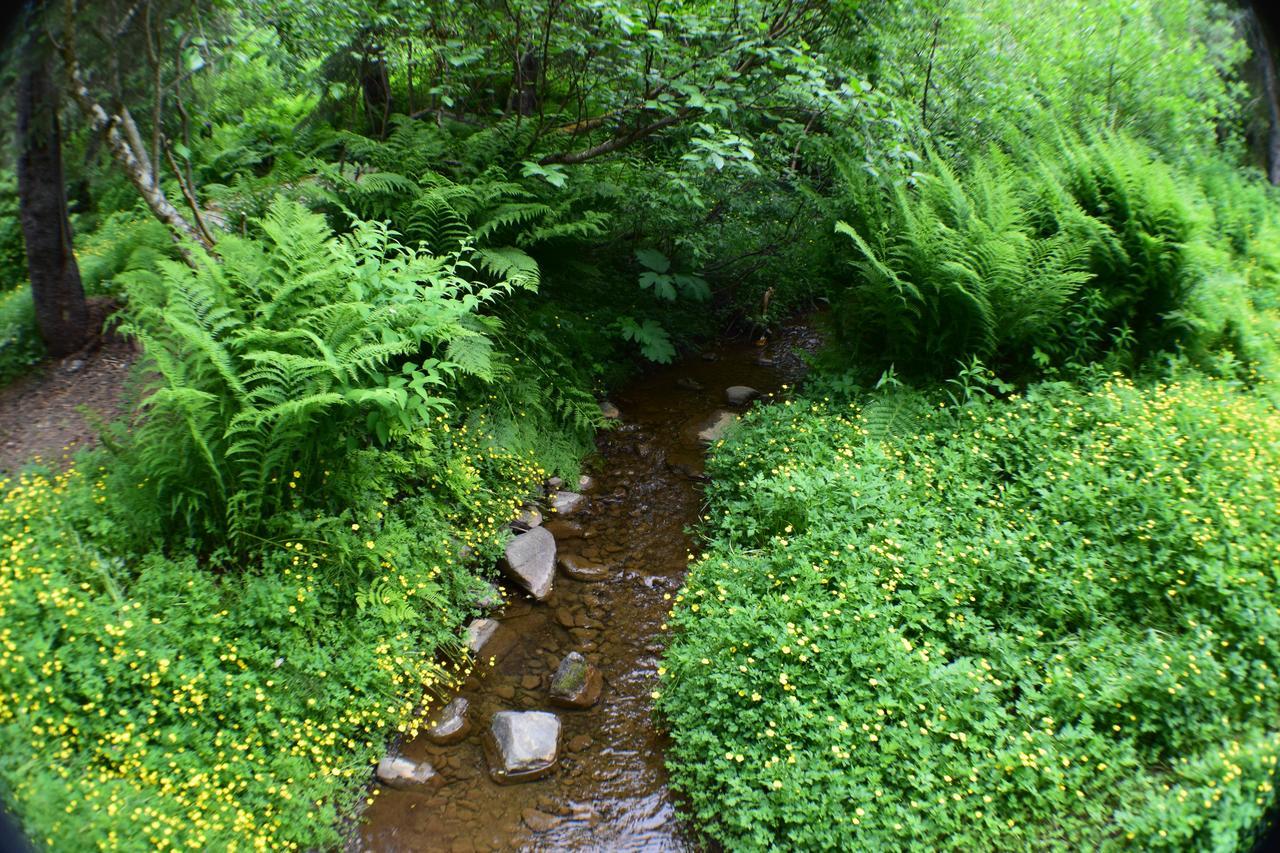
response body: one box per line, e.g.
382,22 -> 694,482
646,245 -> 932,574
114,198 -> 529,552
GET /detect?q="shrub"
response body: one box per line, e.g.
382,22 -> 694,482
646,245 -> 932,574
659,376 -> 1280,850
0,427 -> 542,850
111,197 -> 532,551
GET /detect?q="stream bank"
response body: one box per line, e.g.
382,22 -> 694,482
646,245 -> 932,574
356,317 -> 820,852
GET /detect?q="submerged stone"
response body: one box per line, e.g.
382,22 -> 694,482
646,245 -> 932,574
558,553 -> 609,583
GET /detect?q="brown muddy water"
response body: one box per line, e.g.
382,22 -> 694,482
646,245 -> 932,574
355,317 -> 820,852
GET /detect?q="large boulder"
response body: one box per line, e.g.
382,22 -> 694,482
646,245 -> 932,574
488,711 -> 561,783
376,755 -> 441,789
425,697 -> 471,746
500,527 -> 557,600
725,385 -> 760,407
557,553 -> 609,583
549,651 -> 604,709
697,410 -> 738,444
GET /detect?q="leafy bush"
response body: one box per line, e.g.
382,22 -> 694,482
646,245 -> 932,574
0,285 -> 43,385
0,426 -> 542,850
660,376 -> 1280,850
829,149 -> 1090,380
826,135 -> 1250,382
111,197 -> 532,551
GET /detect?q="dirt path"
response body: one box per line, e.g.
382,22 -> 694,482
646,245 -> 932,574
0,339 -> 136,475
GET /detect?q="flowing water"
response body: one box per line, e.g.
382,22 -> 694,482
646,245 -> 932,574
356,318 -> 819,852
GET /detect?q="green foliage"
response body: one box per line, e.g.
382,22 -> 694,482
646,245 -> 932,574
830,147 -> 1091,380
0,285 -> 43,384
0,430 -> 542,850
0,171 -> 25,293
660,376 -> 1280,850
111,198 -> 524,550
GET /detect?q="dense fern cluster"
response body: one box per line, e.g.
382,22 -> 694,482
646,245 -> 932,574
112,198 -> 529,550
828,134 -> 1278,382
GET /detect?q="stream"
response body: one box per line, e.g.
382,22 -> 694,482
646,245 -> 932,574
356,317 -> 820,852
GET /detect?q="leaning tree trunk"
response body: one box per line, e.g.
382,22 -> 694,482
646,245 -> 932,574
17,28 -> 89,358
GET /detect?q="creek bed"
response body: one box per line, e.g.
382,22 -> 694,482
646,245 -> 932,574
356,317 -> 819,852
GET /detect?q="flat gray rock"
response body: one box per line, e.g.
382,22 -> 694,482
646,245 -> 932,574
426,697 -> 471,745
500,527 -> 557,600
697,410 -> 738,444
488,710 -> 561,783
465,618 -> 499,654
550,491 -> 586,516
725,385 -> 760,406
376,755 -> 440,789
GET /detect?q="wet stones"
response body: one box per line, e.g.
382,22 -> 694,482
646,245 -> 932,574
544,518 -> 586,540
376,755 -> 442,789
599,400 -> 621,420
488,711 -> 561,783
522,808 -> 561,832
676,376 -> 704,392
465,618 -> 499,654
577,474 -> 596,492
511,506 -> 543,531
725,385 -> 760,407
426,697 -> 471,746
549,490 -> 586,516
697,410 -> 738,444
500,527 -> 557,600
549,652 -> 603,709
558,553 -> 609,583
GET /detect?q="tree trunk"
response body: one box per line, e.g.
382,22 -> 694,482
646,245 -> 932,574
1251,2 -> 1280,184
17,28 -> 89,358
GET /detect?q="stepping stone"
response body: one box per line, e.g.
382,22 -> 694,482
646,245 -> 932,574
558,553 -> 609,583
697,410 -> 738,444
488,711 -> 561,783
549,491 -> 586,516
376,755 -> 442,789
725,385 -> 760,407
499,527 -> 556,600
549,652 -> 603,709
465,618 -> 499,654
426,697 -> 471,746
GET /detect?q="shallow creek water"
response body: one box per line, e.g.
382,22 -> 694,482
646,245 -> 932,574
356,318 -> 820,852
